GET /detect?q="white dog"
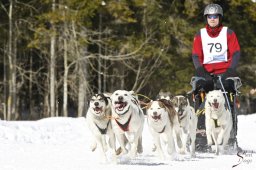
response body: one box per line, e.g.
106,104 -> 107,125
86,93 -> 116,162
171,95 -> 198,157
205,90 -> 233,155
146,99 -> 182,159
110,90 -> 144,159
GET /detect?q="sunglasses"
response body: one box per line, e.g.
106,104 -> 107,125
207,14 -> 219,19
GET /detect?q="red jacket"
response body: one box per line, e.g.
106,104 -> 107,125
192,24 -> 240,74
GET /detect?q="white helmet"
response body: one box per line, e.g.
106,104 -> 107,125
204,4 -> 223,17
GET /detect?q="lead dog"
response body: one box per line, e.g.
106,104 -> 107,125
171,95 -> 198,157
110,90 -> 144,159
146,99 -> 182,159
86,93 -> 116,162
205,90 -> 233,155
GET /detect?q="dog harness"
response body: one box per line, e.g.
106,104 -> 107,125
115,114 -> 132,132
212,118 -> 221,128
157,126 -> 166,134
94,121 -> 110,134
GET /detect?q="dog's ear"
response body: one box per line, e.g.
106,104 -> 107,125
87,99 -> 91,107
129,90 -> 135,94
100,93 -> 110,105
182,97 -> 188,106
158,98 -> 173,108
170,97 -> 177,107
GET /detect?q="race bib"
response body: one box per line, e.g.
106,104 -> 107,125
201,27 -> 228,64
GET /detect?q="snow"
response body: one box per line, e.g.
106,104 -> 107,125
0,114 -> 256,170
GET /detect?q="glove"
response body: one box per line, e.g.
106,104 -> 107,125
222,68 -> 237,80
195,67 -> 212,81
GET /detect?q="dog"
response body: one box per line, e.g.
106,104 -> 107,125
86,93 -> 116,162
146,99 -> 182,159
205,90 -> 233,155
110,90 -> 144,159
171,95 -> 198,157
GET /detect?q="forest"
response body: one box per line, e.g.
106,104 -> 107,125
0,0 -> 256,120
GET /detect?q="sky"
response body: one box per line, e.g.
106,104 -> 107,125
0,114 -> 255,170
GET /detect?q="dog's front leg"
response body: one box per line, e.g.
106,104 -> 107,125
173,125 -> 184,154
167,131 -> 177,160
181,128 -> 188,154
205,118 -> 213,146
101,135 -> 108,152
90,139 -> 97,152
189,118 -> 197,157
108,131 -> 117,163
127,132 -> 138,159
116,134 -> 128,156
217,125 -> 225,145
95,135 -> 108,162
152,134 -> 165,160
211,132 -> 219,155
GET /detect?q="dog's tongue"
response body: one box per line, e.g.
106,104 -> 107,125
152,115 -> 161,120
95,107 -> 102,112
95,107 -> 101,111
212,102 -> 219,109
115,103 -> 123,109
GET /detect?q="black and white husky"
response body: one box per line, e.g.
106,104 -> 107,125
110,90 -> 144,159
86,93 -> 116,162
171,95 -> 198,157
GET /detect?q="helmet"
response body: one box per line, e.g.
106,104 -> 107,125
204,4 -> 223,17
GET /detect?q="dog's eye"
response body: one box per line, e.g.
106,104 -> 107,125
124,94 -> 127,96
115,93 -> 118,96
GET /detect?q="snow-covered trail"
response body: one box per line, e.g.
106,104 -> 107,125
0,115 -> 255,170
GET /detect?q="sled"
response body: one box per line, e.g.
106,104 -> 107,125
189,75 -> 242,153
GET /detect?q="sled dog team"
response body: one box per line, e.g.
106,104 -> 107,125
86,89 -> 233,162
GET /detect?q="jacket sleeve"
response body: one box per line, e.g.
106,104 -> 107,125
227,29 -> 240,69
192,31 -> 204,69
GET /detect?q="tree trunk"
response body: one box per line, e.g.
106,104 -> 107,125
7,0 -> 13,120
63,38 -> 68,117
49,0 -> 56,117
78,66 -> 86,117
71,21 -> 87,117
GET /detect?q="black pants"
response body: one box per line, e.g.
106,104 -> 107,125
194,78 -> 235,94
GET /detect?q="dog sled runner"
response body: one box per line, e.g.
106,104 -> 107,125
189,75 -> 242,153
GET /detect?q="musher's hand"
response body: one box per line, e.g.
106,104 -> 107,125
195,67 -> 212,81
221,68 -> 237,80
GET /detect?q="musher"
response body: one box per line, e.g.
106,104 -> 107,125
190,3 -> 241,152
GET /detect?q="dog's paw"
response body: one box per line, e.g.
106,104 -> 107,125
116,147 -> 128,156
152,144 -> 157,152
190,152 -> 196,158
128,151 -> 137,159
157,151 -> 165,160
90,142 -> 97,152
137,145 -> 143,154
